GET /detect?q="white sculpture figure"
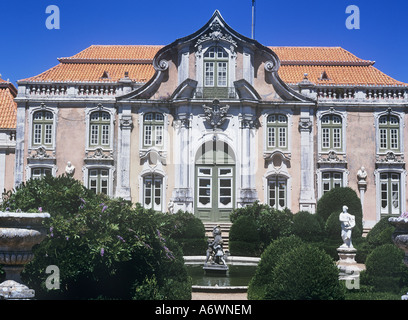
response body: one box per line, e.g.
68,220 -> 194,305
339,205 -> 355,249
357,166 -> 367,181
65,161 -> 75,176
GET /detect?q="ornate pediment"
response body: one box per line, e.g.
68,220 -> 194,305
195,19 -> 238,49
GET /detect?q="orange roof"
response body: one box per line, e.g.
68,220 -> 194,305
0,78 -> 17,129
18,45 -> 407,87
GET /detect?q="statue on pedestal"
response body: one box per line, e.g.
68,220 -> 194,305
204,225 -> 228,273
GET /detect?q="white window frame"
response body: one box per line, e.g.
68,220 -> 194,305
263,110 -> 293,155
138,107 -> 169,155
316,167 -> 349,200
83,164 -> 115,197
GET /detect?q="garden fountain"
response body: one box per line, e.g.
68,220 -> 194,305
185,224 -> 259,293
389,212 -> 408,300
0,211 -> 50,299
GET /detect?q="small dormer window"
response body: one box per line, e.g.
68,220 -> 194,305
319,71 -> 330,81
101,71 -> 110,79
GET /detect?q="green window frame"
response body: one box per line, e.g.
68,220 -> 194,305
32,110 -> 53,147
143,112 -> 164,148
379,115 -> 400,152
266,114 -> 288,150
31,167 -> 52,180
322,171 -> 343,195
267,175 -> 287,210
89,169 -> 109,195
143,174 -> 163,211
321,114 -> 342,151
203,46 -> 229,98
380,172 -> 400,216
89,111 -> 111,148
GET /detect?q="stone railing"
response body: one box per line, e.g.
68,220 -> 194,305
316,87 -> 408,101
28,84 -> 68,96
365,88 -> 405,100
77,85 -> 117,96
317,88 -> 355,100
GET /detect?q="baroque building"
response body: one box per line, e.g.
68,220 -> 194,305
13,11 -> 408,229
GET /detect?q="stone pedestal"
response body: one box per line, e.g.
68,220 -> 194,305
203,263 -> 228,274
336,247 -> 363,285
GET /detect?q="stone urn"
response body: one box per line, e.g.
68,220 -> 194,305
389,213 -> 408,300
0,212 -> 50,299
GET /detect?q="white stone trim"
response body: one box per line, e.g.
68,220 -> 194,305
262,107 -> 293,156
27,104 -> 59,151
25,162 -> 58,180
262,160 -> 292,211
138,161 -> 168,212
82,163 -> 115,197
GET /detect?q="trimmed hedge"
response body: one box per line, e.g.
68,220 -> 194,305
229,215 -> 261,256
316,187 -> 363,239
292,211 -> 324,242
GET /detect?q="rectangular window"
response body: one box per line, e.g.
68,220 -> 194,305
268,127 -> 275,148
34,124 -> 42,145
155,125 -> 163,146
144,125 -> 152,146
205,62 -> 214,87
91,125 -> 99,145
322,128 -> 330,149
279,127 -> 286,148
217,62 -> 227,87
390,129 -> 398,149
333,128 -> 341,149
197,167 -> 212,208
380,129 -> 387,149
101,125 -> 110,145
380,173 -> 400,215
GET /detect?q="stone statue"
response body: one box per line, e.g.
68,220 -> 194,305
357,166 -> 367,182
205,225 -> 226,265
65,161 -> 75,176
339,205 -> 355,249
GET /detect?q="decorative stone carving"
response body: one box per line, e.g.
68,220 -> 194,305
204,225 -> 228,274
376,151 -> 405,163
195,20 -> 238,49
318,151 -> 346,163
85,148 -> 113,160
203,99 -> 230,129
120,115 -> 133,130
264,60 -> 275,72
339,205 -> 355,249
0,212 -> 50,299
298,117 -> 312,132
28,147 -> 52,159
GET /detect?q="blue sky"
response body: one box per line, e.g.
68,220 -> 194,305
1,0 -> 408,85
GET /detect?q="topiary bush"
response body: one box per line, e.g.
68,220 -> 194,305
162,210 -> 207,255
360,243 -> 408,294
292,211 -> 324,242
229,215 -> 261,256
247,235 -> 304,300
230,201 -> 293,249
366,216 -> 395,247
264,243 -> 346,300
316,187 -> 363,239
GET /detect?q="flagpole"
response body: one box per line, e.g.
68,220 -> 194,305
251,0 -> 256,39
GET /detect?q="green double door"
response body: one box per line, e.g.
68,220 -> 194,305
194,141 -> 235,222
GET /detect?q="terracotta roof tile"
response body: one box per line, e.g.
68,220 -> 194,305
0,79 -> 17,129
18,45 -> 407,87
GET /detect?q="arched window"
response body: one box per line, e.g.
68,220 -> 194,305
266,114 -> 288,150
379,114 -> 400,152
89,111 -> 111,147
32,110 -> 53,146
203,46 -> 229,98
143,112 -> 164,148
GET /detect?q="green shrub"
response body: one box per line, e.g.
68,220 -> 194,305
230,202 -> 293,249
316,187 -> 363,239
366,216 -> 395,247
361,244 -> 408,293
162,210 -> 207,255
3,175 -> 192,300
229,215 -> 261,256
292,211 -> 324,242
247,235 -> 304,300
264,243 -> 346,300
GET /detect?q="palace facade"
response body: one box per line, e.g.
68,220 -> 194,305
11,11 -> 408,229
